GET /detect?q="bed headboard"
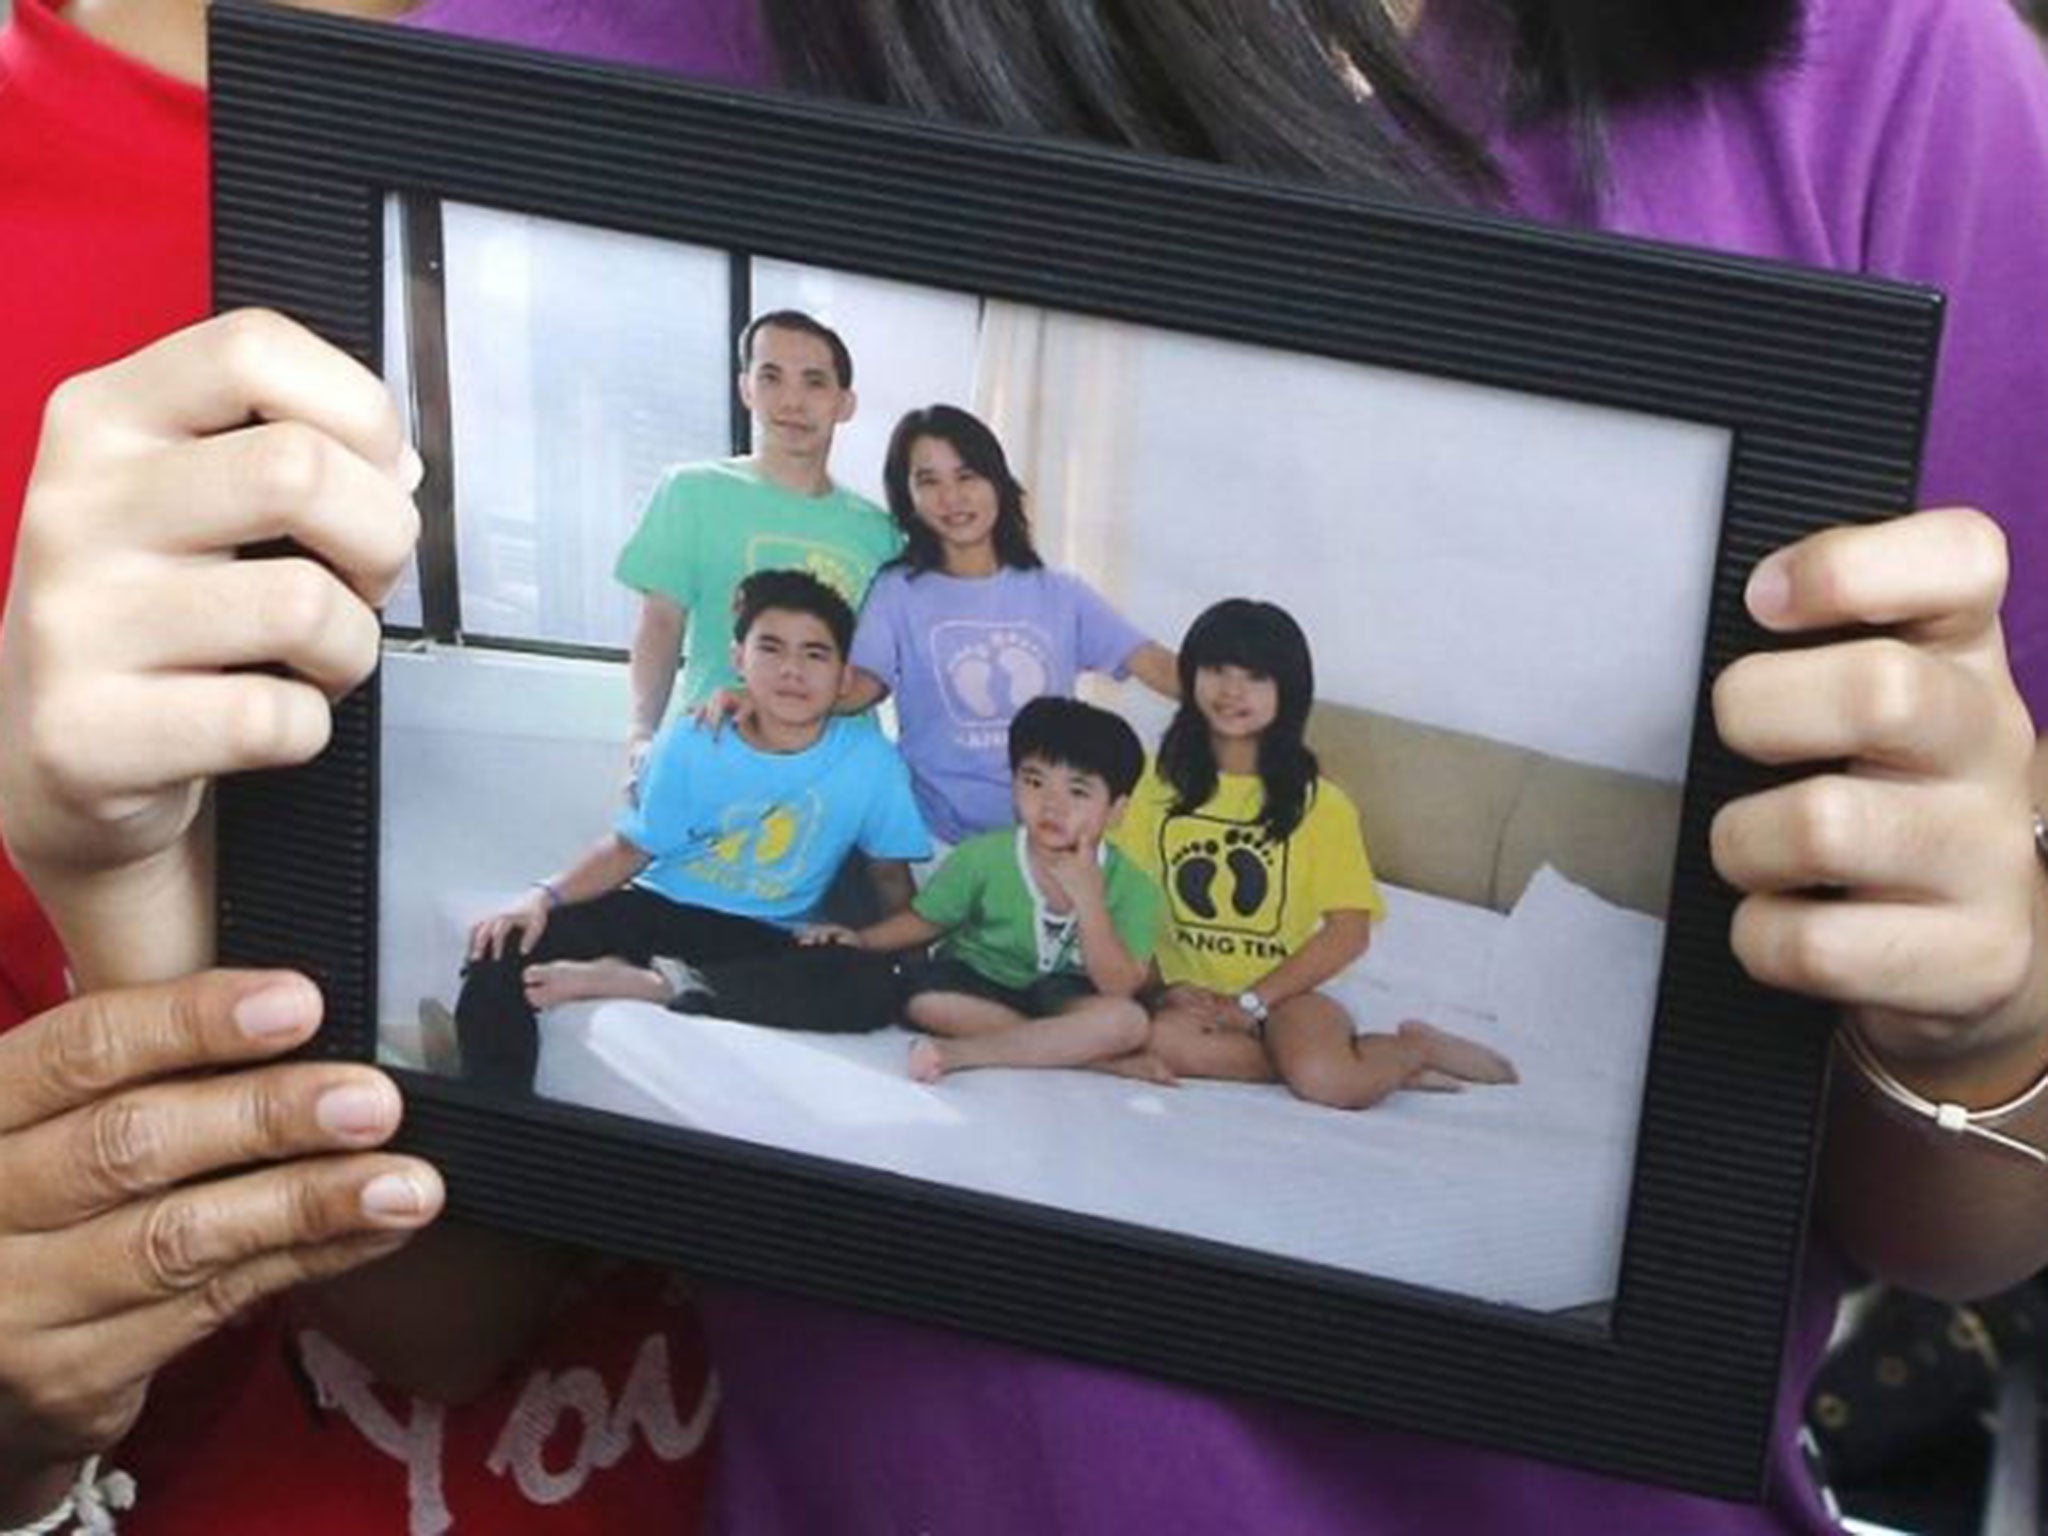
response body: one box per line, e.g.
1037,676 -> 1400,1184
1304,703 -> 1680,918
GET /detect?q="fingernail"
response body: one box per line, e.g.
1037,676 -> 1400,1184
361,1172 -> 433,1222
235,980 -> 320,1041
398,444 -> 426,494
317,1082 -> 397,1140
1746,556 -> 1791,623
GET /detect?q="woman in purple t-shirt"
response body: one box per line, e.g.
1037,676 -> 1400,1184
847,404 -> 1181,847
3,2 -> 2046,1534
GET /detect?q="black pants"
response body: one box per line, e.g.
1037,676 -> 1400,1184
454,887 -> 792,1093
674,944 -> 906,1035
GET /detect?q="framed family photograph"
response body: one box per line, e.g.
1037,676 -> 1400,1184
209,0 -> 1941,1498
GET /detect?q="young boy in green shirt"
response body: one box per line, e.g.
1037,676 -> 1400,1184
807,696 -> 1163,1082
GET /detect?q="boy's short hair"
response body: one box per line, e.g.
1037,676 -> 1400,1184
731,569 -> 855,657
1007,697 -> 1144,800
737,309 -> 854,389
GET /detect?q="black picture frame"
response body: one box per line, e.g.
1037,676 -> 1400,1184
208,0 -> 1940,1499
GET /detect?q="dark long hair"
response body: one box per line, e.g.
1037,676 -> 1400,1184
882,405 -> 1043,576
1158,599 -> 1320,843
757,1 -> 1800,203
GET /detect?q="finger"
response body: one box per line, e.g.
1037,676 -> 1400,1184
67,558 -> 383,699
1730,894 -> 2032,1017
0,973 -> 321,1136
57,309 -> 416,482
1713,636 -> 1992,774
40,1153 -> 440,1324
1710,774 -> 2025,898
519,916 -> 545,957
100,423 -> 420,602
39,1225 -> 426,1393
1,1065 -> 405,1231
1744,508 -> 2006,645
31,672 -> 334,803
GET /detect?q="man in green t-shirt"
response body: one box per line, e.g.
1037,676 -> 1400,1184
616,309 -> 903,792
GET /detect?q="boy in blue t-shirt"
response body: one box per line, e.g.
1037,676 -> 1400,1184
454,569 -> 931,1092
536,698 -> 1169,1084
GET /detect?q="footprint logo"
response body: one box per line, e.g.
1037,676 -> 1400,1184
753,806 -> 801,865
1160,818 -> 1287,935
937,624 -> 1053,722
1170,837 -> 1225,920
746,536 -> 861,602
1220,827 -> 1274,917
709,801 -> 809,872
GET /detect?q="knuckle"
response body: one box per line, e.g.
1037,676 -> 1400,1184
234,1074 -> 297,1158
1958,892 -> 2034,1014
284,1170 -> 340,1248
246,421 -> 332,509
1941,508 -> 2009,597
364,484 -> 422,587
85,1097 -> 166,1198
191,1262 -> 268,1333
1789,539 -> 1848,618
138,1196 -> 212,1293
1785,780 -> 1864,879
227,680 -> 328,766
19,585 -> 85,673
1707,803 -> 1750,883
37,371 -> 100,445
1845,641 -> 1924,748
337,602 -> 384,691
22,686 -> 96,799
260,558 -> 347,656
37,995 -> 128,1100
215,308 -> 292,389
1776,913 -> 1856,996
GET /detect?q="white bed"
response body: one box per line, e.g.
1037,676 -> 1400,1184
527,866 -> 1663,1315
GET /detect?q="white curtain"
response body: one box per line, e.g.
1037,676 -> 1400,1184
971,302 -> 1142,601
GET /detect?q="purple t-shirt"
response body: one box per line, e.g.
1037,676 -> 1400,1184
402,0 -> 759,81
406,1 -> 2048,1532
850,565 -> 1152,842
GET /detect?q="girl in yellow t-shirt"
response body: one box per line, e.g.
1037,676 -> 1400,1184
1115,599 -> 1517,1108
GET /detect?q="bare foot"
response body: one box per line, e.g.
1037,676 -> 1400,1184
908,1038 -> 947,1084
416,998 -> 462,1077
522,956 -> 668,1009
1406,1067 -> 1467,1093
1090,1050 -> 1180,1087
1398,1020 -> 1518,1084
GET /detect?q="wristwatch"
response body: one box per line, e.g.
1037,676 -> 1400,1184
1237,990 -> 1270,1026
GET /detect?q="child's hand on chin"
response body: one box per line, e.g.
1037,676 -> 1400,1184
0,309 -> 422,985
1709,508 -> 2046,1097
1038,837 -> 1107,908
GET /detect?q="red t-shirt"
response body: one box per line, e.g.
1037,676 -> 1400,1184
0,0 -> 190,1025
0,6 -> 716,1528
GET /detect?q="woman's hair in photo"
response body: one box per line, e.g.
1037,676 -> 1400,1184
1158,598 -> 1320,843
882,404 -> 1044,575
757,0 -> 1799,203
